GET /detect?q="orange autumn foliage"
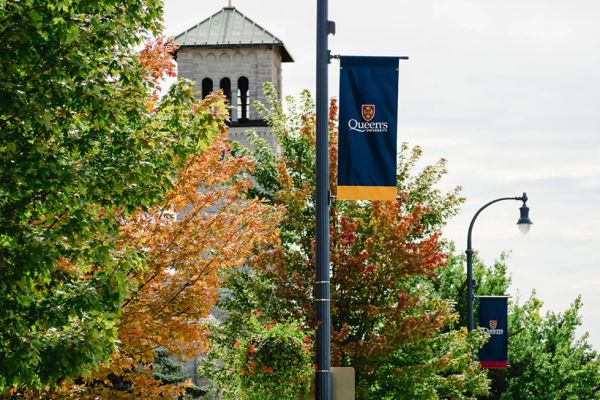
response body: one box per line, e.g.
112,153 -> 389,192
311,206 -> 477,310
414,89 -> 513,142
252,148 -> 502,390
52,133 -> 281,399
138,36 -> 178,110
119,134 -> 280,359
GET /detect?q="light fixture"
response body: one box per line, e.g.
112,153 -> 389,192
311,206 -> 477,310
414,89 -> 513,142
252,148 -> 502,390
516,193 -> 532,235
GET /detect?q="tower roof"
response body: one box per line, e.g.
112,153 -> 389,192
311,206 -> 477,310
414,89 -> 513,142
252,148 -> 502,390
173,7 -> 294,62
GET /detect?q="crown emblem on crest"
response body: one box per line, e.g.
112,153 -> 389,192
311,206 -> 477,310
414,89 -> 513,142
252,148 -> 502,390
361,104 -> 375,122
489,320 -> 498,330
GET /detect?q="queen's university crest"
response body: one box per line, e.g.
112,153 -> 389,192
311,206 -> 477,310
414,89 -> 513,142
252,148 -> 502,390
361,104 -> 375,122
489,320 -> 498,330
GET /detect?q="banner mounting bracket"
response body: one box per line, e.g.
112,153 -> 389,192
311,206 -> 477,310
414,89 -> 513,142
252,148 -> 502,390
328,20 -> 336,36
329,54 -> 410,62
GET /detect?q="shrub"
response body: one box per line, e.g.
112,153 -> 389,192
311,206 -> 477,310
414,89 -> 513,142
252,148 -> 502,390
205,314 -> 314,400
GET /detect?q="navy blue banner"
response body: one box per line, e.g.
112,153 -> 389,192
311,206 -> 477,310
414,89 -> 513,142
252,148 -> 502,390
337,56 -> 399,200
478,296 -> 509,368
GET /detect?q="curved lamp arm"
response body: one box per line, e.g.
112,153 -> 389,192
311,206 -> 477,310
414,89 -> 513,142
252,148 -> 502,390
466,193 -> 528,332
467,193 -> 527,251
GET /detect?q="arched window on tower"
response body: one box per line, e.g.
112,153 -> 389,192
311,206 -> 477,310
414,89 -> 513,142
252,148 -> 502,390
219,78 -> 232,104
201,78 -> 213,99
219,78 -> 232,119
237,76 -> 249,122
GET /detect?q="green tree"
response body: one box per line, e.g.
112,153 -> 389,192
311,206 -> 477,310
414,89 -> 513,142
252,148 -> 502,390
436,248 -> 512,328
437,250 -> 600,399
0,0 -> 224,391
208,85 -> 489,399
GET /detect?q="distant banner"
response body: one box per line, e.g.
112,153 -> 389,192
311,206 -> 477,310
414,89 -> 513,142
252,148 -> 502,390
478,296 -> 509,368
337,56 -> 399,200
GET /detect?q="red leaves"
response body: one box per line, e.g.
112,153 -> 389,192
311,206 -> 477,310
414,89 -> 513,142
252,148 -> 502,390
338,214 -> 358,245
260,365 -> 274,373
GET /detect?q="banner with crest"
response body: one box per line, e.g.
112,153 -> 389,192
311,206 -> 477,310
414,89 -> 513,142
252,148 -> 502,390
337,56 -> 399,200
478,296 -> 509,368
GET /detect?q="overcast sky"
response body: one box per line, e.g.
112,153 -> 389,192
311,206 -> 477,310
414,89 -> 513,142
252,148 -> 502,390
164,0 -> 600,348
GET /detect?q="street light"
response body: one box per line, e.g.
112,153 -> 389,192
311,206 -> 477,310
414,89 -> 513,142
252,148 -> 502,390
466,192 -> 532,332
517,201 -> 533,234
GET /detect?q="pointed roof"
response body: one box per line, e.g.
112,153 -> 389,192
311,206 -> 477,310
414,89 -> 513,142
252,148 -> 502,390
173,7 -> 294,62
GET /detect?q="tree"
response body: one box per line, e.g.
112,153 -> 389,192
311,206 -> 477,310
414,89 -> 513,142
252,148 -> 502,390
0,1 -> 223,391
208,85 -> 489,399
436,248 -> 513,329
53,133 -> 281,399
437,249 -> 600,399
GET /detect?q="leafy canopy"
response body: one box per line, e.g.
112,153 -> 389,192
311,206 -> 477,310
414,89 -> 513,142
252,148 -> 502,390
0,0 -> 221,390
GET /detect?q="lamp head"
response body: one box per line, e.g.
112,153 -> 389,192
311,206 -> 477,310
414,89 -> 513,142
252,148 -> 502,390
516,194 -> 532,234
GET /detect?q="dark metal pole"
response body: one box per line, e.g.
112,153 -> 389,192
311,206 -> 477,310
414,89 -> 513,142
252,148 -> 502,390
466,193 -> 528,332
316,0 -> 331,399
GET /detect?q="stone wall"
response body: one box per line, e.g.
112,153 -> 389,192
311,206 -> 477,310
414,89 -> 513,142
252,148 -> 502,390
228,126 -> 280,154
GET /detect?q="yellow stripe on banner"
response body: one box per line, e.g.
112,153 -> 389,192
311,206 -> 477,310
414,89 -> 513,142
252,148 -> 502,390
337,186 -> 397,201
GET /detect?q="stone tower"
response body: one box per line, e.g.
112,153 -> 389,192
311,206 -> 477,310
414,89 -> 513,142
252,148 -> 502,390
172,8 -> 293,383
173,6 -> 294,148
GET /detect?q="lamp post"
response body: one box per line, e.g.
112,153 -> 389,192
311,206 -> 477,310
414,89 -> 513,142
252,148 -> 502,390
315,1 -> 331,399
466,193 -> 532,332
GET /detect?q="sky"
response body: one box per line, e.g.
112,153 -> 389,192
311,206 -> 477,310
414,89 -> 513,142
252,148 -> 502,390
163,0 -> 600,348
